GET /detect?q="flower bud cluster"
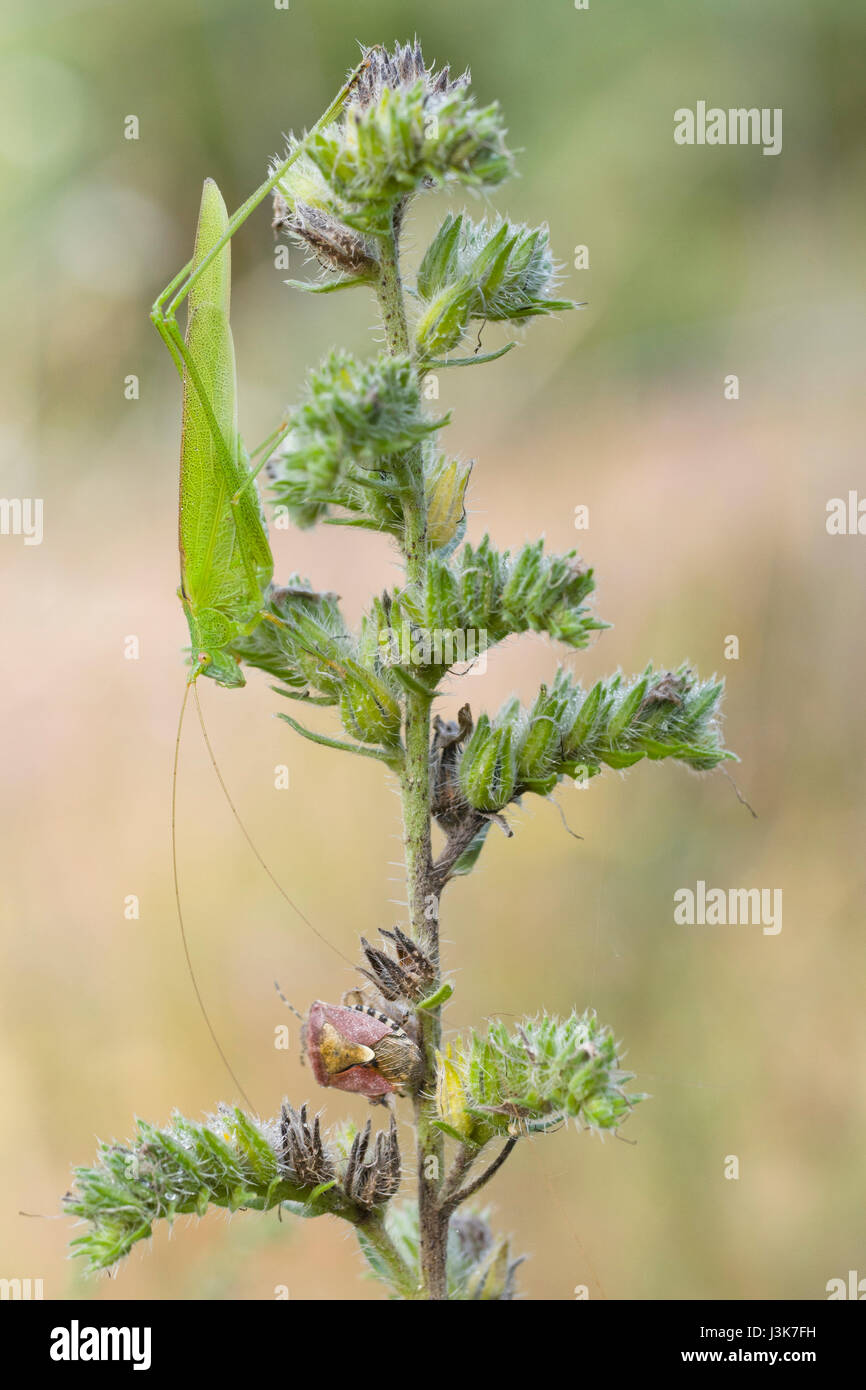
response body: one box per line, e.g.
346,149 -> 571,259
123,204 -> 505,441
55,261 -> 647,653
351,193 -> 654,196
267,351 -> 448,531
415,212 -> 575,359
386,536 -> 603,683
66,1103 -> 402,1274
272,42 -> 510,244
456,664 -> 731,812
232,580 -> 404,758
437,1011 -> 644,1145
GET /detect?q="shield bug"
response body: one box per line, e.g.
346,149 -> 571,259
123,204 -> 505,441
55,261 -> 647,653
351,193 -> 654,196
304,1000 -> 424,1099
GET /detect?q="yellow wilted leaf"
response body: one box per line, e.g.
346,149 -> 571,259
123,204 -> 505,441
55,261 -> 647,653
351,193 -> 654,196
426,458 -> 471,548
435,1044 -> 473,1139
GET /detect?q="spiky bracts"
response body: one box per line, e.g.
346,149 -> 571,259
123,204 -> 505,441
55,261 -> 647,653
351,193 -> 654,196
457,664 -> 730,810
416,212 -> 575,360
65,1104 -> 404,1274
342,1116 -> 402,1208
360,925 -> 437,1003
436,1012 -> 644,1147
349,40 -> 470,112
390,536 -> 605,672
424,665 -> 731,888
279,1101 -> 335,1189
266,351 -> 448,532
272,40 -> 510,252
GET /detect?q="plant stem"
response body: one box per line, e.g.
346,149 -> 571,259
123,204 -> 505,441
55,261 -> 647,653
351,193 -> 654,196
442,1137 -> 518,1215
376,220 -> 447,1300
352,1209 -> 418,1298
441,1142 -> 478,1204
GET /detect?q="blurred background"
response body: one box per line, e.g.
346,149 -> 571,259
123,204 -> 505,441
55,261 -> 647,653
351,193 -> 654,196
1,0 -> 864,1301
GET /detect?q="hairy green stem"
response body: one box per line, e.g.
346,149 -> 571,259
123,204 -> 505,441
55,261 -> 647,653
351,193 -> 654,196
352,1209 -> 418,1297
376,222 -> 447,1300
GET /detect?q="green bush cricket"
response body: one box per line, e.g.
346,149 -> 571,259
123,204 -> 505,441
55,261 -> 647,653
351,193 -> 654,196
173,176 -> 275,688
150,50 -> 379,686
153,63 -> 381,1104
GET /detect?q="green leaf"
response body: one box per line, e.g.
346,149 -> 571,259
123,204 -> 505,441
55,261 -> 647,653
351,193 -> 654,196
431,1120 -> 469,1144
417,981 -> 454,1010
421,341 -> 517,369
450,821 -> 492,876
606,675 -> 649,742
598,747 -> 646,769
277,712 -> 403,769
284,275 -> 372,294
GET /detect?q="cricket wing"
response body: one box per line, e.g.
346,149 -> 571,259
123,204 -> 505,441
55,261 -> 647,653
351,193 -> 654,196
180,301 -> 249,617
188,177 -> 232,321
179,179 -> 272,638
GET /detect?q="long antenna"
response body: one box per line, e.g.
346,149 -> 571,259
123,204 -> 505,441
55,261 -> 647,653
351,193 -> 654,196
192,682 -> 354,966
720,767 -> 758,819
274,980 -> 304,1021
172,682 -> 256,1111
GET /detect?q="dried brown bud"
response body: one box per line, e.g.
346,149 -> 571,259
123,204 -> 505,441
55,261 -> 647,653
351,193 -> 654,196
273,198 -> 377,277
359,925 -> 436,1004
351,40 -> 469,111
279,1102 -> 335,1189
431,703 -> 474,830
638,670 -> 686,712
342,1116 -> 401,1209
